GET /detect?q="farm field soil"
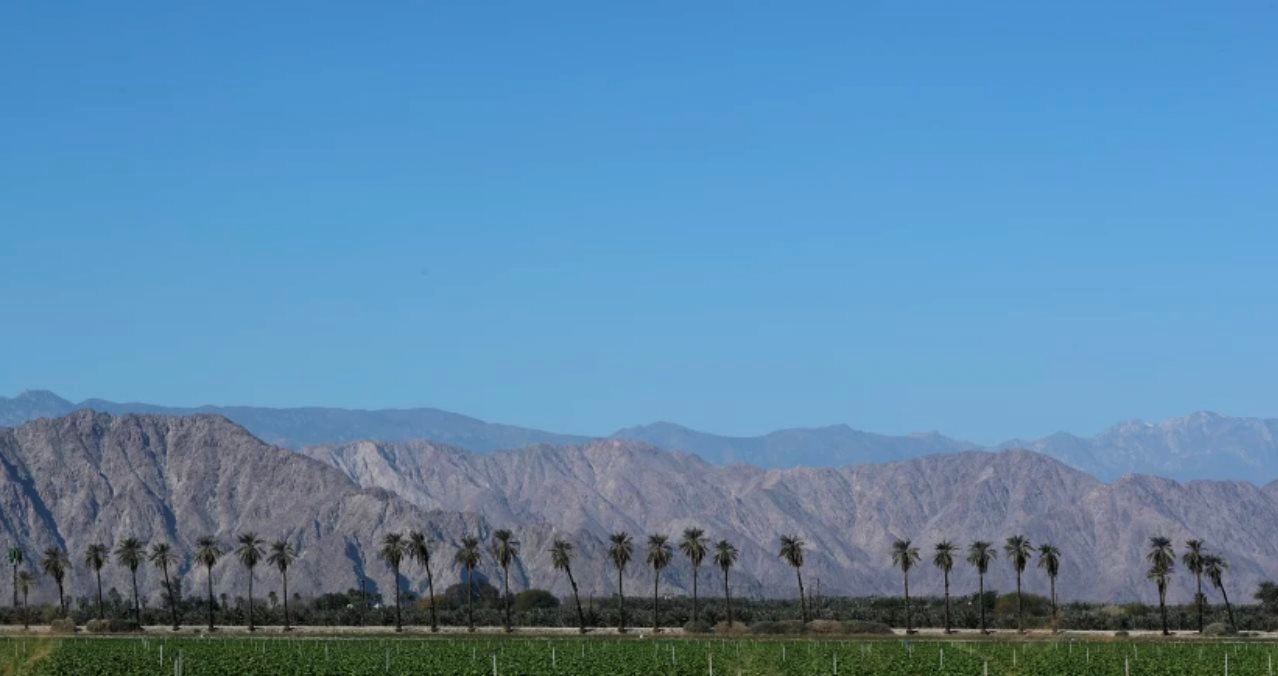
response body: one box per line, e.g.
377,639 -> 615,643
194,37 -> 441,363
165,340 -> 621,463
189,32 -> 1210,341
2,635 -> 1277,675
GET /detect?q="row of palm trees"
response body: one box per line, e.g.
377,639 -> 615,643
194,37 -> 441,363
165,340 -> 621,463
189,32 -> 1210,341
6,536 -> 297,631
6,531 -> 1235,634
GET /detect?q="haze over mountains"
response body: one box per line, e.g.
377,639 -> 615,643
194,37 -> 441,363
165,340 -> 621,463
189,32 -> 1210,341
4,409 -> 1278,606
4,390 -> 1278,482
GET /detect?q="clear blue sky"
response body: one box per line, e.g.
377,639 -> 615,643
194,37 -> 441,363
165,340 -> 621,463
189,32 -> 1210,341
2,2 -> 1275,443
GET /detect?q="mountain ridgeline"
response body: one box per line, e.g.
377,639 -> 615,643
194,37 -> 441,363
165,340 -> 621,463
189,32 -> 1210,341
4,390 -> 1278,481
3,409 -> 1278,609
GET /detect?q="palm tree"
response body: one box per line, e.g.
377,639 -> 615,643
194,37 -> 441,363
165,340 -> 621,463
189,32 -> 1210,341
378,532 -> 408,632
490,529 -> 520,633
16,570 -> 32,629
83,543 -> 109,619
1037,543 -> 1061,632
149,542 -> 181,630
778,534 -> 808,622
1203,554 -> 1235,631
1004,535 -> 1032,633
678,528 -> 708,623
549,539 -> 586,633
713,539 -> 739,627
234,532 -> 264,631
1183,539 -> 1207,634
933,541 -> 958,634
1146,535 -> 1175,636
454,535 -> 482,632
967,540 -> 997,634
193,536 -> 223,630
266,540 -> 297,630
39,547 -> 70,617
606,532 -> 634,632
7,546 -> 22,608
114,538 -> 145,626
407,530 -> 438,632
890,539 -> 920,633
646,534 -> 673,632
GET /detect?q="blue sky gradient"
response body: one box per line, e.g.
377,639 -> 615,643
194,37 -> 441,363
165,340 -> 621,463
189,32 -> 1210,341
2,2 -> 1276,442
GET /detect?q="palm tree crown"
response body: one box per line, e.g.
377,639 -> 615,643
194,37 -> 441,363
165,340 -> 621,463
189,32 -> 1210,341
195,536 -> 223,569
607,532 -> 634,571
1037,543 -> 1061,577
1147,536 -> 1175,573
1004,535 -> 1032,572
713,540 -> 739,572
646,533 -> 673,571
679,528 -> 707,567
83,543 -> 108,571
550,539 -> 574,572
40,547 -> 70,578
778,534 -> 805,569
891,539 -> 920,573
266,540 -> 297,572
967,540 -> 997,573
933,541 -> 957,572
236,532 -> 265,569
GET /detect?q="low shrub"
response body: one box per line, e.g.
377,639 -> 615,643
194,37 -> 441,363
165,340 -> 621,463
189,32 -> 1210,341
750,620 -> 806,635
48,618 -> 77,634
841,620 -> 894,635
683,620 -> 713,634
1203,622 -> 1234,636
807,619 -> 844,634
85,618 -> 141,633
713,621 -> 749,635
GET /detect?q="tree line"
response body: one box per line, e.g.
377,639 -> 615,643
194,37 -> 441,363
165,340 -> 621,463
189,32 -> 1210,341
2,530 -> 1237,634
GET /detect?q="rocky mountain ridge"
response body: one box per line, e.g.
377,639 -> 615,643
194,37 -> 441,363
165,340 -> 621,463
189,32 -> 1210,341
5,389 -> 1278,481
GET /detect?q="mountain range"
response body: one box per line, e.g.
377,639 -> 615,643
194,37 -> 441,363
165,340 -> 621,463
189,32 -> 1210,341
3,410 -> 1278,607
4,390 -> 1278,481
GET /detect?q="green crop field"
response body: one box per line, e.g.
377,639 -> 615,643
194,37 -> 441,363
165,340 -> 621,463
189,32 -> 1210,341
0,635 -> 1274,675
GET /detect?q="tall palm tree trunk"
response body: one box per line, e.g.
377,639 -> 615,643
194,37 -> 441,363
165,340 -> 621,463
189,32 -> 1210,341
794,569 -> 807,623
942,570 -> 952,633
162,565 -> 178,630
393,563 -> 402,632
1195,572 -> 1204,633
1222,586 -> 1235,630
282,570 -> 291,631
1159,585 -> 1169,636
10,564 -> 15,608
978,573 -> 987,634
425,563 -> 438,632
95,568 -> 104,620
691,565 -> 699,624
502,565 -> 511,632
206,565 -> 215,630
56,579 -> 66,616
652,569 -> 660,632
722,570 -> 733,627
130,570 -> 142,626
1015,571 -> 1024,633
466,565 -> 475,632
566,566 -> 585,634
21,588 -> 28,629
247,569 -> 255,631
1050,576 -> 1058,633
903,571 -> 912,633
616,568 -> 626,632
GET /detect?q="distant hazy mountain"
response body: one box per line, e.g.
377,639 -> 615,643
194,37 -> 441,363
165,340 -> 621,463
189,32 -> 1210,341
0,390 -> 585,450
612,421 -> 973,467
5,390 -> 1278,481
1001,411 -> 1278,481
303,436 -> 1278,602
